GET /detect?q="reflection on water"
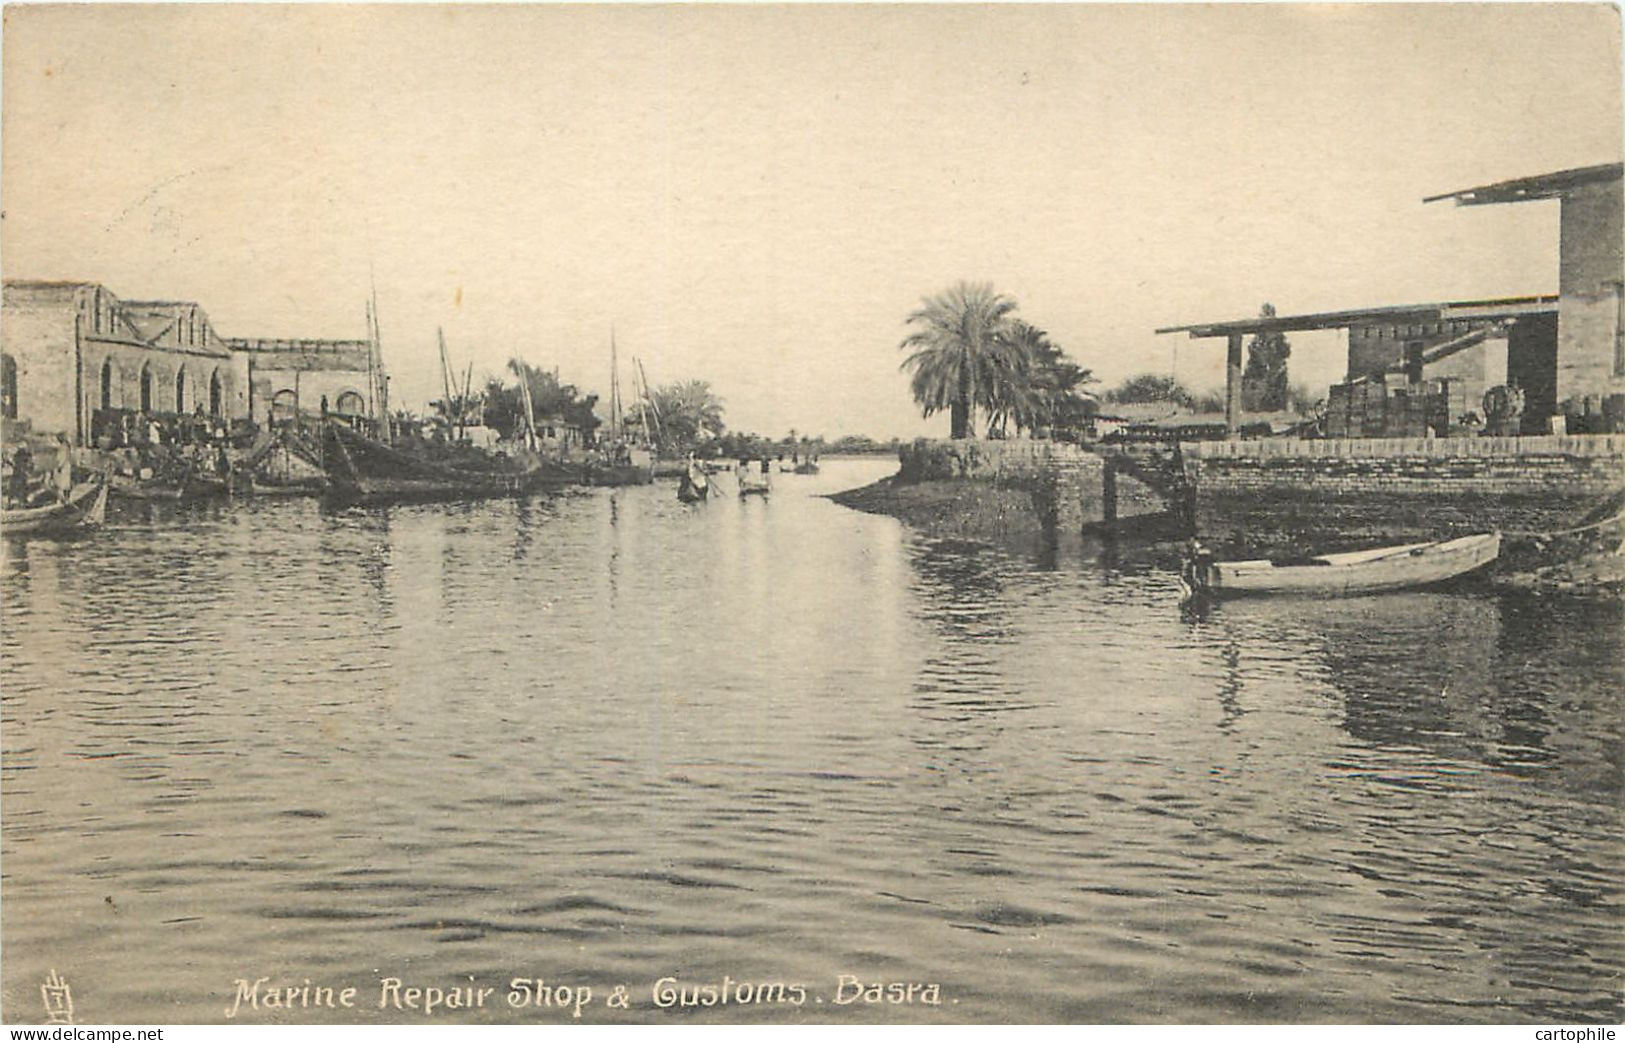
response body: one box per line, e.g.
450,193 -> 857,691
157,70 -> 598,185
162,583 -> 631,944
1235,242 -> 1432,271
2,459 -> 1620,1024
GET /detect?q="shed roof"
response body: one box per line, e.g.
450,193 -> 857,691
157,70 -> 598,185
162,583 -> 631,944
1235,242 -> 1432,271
1422,162 -> 1623,206
1156,294 -> 1556,339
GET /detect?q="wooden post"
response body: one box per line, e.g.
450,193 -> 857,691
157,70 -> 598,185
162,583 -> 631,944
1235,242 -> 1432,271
1102,457 -> 1118,529
1225,333 -> 1243,439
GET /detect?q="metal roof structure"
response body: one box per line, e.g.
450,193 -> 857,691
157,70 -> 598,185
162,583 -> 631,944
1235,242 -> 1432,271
1422,162 -> 1623,207
1156,294 -> 1556,339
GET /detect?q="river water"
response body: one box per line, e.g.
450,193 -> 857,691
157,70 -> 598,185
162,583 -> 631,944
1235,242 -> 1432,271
2,458 -> 1620,1024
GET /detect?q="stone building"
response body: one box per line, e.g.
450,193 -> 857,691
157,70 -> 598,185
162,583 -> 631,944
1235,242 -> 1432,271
1,280 -> 249,446
1159,162 -> 1623,437
1424,163 -> 1623,419
225,337 -> 388,426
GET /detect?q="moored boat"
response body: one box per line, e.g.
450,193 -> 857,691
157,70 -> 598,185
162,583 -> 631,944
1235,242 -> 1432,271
323,420 -> 554,504
1181,532 -> 1501,599
738,469 -> 771,498
2,477 -> 109,536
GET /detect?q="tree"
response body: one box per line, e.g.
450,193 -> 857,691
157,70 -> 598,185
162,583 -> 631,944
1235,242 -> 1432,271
1242,303 -> 1292,411
1000,320 -> 1097,435
899,281 -> 1022,439
646,380 -> 726,450
481,359 -> 601,442
1105,373 -> 1195,407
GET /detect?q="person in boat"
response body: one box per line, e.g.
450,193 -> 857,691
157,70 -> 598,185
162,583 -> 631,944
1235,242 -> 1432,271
4,444 -> 34,507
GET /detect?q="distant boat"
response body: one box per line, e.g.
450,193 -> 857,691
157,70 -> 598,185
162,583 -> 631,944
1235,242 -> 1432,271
3,477 -> 109,536
793,460 -> 820,475
1181,532 -> 1501,599
738,468 -> 771,498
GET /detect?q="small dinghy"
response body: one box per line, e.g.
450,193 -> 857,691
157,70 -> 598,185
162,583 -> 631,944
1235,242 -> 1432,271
1181,532 -> 1501,599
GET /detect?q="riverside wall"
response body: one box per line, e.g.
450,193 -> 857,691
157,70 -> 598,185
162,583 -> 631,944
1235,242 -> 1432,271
897,439 -> 1170,533
1181,434 -> 1625,546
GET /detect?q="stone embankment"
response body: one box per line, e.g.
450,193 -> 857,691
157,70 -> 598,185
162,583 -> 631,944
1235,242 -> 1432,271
830,438 -> 1174,545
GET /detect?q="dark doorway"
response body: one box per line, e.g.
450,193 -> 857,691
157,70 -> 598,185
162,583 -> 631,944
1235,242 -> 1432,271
1506,313 -> 1558,434
101,360 -> 114,409
140,364 -> 153,412
210,370 -> 223,417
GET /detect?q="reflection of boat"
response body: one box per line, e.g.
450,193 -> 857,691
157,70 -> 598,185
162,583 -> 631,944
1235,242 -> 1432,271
3,478 -> 109,535
1183,533 -> 1501,598
323,420 -> 551,503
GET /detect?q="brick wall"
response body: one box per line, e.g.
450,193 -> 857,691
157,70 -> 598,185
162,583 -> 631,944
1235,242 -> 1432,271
1183,435 -> 1625,545
2,300 -> 80,440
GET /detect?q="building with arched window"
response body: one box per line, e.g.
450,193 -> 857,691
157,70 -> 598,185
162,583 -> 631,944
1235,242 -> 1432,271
2,279 -> 387,446
226,336 -> 387,430
1,281 -> 251,446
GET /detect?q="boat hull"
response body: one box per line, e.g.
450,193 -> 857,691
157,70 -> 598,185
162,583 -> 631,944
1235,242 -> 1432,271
1202,533 -> 1501,597
3,480 -> 109,535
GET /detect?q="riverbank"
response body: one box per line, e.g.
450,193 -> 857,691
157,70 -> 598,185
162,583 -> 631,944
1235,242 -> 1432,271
829,474 -> 1051,544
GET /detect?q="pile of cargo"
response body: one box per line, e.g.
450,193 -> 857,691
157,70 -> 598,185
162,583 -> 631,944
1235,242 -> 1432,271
1325,376 -> 1473,439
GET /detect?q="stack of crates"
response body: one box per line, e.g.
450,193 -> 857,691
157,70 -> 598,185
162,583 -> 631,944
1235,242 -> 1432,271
1358,378 -> 1390,438
1326,382 -> 1354,439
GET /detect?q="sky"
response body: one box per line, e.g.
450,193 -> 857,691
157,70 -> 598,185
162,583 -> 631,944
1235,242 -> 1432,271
3,4 -> 1620,438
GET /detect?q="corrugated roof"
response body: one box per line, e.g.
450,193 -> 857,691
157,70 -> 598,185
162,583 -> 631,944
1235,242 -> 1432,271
1423,162 -> 1623,206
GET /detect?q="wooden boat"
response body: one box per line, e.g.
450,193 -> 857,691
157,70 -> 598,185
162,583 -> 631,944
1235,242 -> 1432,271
3,478 -> 109,536
323,421 -> 554,504
738,470 -> 772,498
111,470 -> 229,502
582,460 -> 654,486
1181,532 -> 1501,599
677,468 -> 710,503
793,460 -> 820,475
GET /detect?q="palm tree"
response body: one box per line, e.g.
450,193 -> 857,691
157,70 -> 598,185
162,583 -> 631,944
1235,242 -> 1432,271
647,380 -> 726,450
899,281 -> 1020,439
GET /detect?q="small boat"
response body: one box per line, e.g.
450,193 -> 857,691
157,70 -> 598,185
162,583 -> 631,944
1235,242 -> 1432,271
677,463 -> 710,503
738,470 -> 771,498
2,477 -> 109,536
1181,532 -> 1501,599
793,460 -> 820,475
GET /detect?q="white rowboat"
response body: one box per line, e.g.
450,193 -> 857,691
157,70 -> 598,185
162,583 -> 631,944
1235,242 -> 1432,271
1185,532 -> 1501,598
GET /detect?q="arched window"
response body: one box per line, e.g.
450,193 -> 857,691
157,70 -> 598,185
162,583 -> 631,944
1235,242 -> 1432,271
100,359 -> 114,409
209,369 -> 223,417
271,388 -> 298,422
1,353 -> 17,420
175,368 -> 187,413
139,364 -> 153,413
334,390 -> 366,416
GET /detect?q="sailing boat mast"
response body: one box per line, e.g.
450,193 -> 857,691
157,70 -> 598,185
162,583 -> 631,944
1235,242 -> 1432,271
437,327 -> 456,438
636,357 -> 662,447
609,328 -> 622,442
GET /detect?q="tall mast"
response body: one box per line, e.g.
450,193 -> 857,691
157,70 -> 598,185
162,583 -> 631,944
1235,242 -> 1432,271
437,327 -> 456,434
609,327 -> 621,440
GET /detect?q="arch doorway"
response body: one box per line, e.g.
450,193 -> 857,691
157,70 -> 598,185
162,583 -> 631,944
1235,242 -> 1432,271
209,369 -> 223,417
175,368 -> 187,413
140,364 -> 154,412
334,390 -> 366,417
100,359 -> 114,409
